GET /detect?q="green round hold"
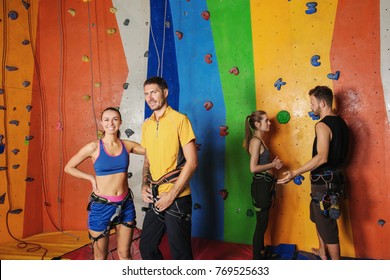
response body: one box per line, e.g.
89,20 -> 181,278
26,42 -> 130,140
276,110 -> 291,124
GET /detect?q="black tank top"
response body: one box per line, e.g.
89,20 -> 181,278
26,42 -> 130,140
312,115 -> 349,173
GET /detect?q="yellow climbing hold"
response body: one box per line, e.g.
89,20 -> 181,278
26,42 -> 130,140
94,82 -> 101,88
97,130 -> 104,139
68,9 -> 76,17
109,7 -> 117,13
81,55 -> 90,62
82,0 -> 91,2
82,95 -> 91,101
107,28 -> 117,35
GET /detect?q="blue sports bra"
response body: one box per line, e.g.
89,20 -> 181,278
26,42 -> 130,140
94,139 -> 129,176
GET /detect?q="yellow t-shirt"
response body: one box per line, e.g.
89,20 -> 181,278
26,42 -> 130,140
141,106 -> 196,196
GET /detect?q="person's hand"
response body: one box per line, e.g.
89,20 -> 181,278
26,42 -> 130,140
277,170 -> 296,184
154,192 -> 175,212
273,157 -> 283,170
142,186 -> 153,203
90,177 -> 99,193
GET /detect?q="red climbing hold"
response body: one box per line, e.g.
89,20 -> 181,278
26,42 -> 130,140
201,11 -> 210,20
204,101 -> 213,111
204,54 -> 212,64
175,31 -> 183,40
219,126 -> 229,136
229,67 -> 239,75
218,189 -> 229,200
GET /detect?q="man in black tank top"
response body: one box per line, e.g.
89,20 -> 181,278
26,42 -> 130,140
278,86 -> 349,260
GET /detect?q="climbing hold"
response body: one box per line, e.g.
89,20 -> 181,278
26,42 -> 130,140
293,175 -> 305,185
274,78 -> 286,90
82,0 -> 91,2
56,121 -> 63,131
68,9 -> 76,17
0,166 -> 7,171
9,120 -> 19,126
305,2 -> 318,14
6,66 -> 18,71
276,110 -> 291,124
109,7 -> 117,13
201,11 -> 210,20
327,71 -> 340,80
236,208 -> 241,214
175,31 -> 183,40
0,135 -> 4,154
97,130 -> 104,139
8,10 -> 18,20
195,143 -> 202,151
25,177 -> 34,182
25,135 -> 33,141
11,149 -> 20,155
0,193 -> 5,204
82,95 -> 91,101
144,51 -> 149,57
22,81 -> 31,87
123,19 -> 130,26
204,101 -> 213,111
125,128 -> 134,138
378,219 -> 386,227
94,82 -> 101,88
165,21 -> 171,29
311,55 -> 321,67
0,88 -> 4,94
81,55 -> 89,62
22,0 -> 30,9
308,111 -> 320,120
107,28 -> 117,35
218,189 -> 229,200
12,164 -> 20,169
22,40 -> 30,45
127,172 -> 132,179
246,209 -> 254,217
194,203 -> 201,210
0,106 -> 5,110
204,54 -> 212,64
26,105 -> 32,112
123,83 -> 129,90
219,126 -> 229,136
9,209 -> 23,214
229,67 -> 239,75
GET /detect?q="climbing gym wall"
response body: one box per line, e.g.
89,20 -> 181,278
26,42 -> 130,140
1,0 -> 390,260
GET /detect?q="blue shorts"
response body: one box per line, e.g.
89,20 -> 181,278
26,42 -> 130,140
88,197 -> 136,232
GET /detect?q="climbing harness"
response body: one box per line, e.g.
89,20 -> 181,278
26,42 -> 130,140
145,168 -> 191,222
253,172 -> 277,211
310,169 -> 345,219
87,189 -> 135,243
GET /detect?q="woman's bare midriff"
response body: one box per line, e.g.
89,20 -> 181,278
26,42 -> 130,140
95,172 -> 129,196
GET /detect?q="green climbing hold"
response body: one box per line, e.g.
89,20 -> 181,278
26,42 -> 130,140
276,110 -> 291,124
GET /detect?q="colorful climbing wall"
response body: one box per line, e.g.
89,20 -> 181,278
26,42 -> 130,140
1,0 -> 390,260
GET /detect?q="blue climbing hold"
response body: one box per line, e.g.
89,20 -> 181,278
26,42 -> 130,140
274,78 -> 286,91
22,81 -> 31,87
6,66 -> 18,71
311,55 -> 321,67
8,10 -> 18,20
305,2 -> 318,14
327,71 -> 340,80
22,39 -> 30,45
293,175 -> 305,185
0,88 -> 4,94
308,111 -> 320,120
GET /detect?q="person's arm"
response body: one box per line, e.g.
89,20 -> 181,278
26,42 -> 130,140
249,138 -> 282,173
64,142 -> 99,192
277,122 -> 330,184
124,140 -> 146,155
155,140 -> 198,211
141,153 -> 153,203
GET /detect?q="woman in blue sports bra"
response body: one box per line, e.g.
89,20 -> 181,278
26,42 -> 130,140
65,107 -> 145,260
244,110 -> 283,260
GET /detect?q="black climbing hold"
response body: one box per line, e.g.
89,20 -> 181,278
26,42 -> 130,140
22,39 -> 30,45
9,120 -> 19,126
0,193 -> 5,204
246,209 -> 254,217
378,219 -> 386,227
26,105 -> 32,112
22,0 -> 30,9
125,128 -> 134,138
194,203 -> 201,210
25,135 -> 33,141
123,19 -> 130,26
9,209 -> 23,214
0,106 -> 5,110
6,66 -> 18,71
11,149 -> 20,155
144,51 -> 148,57
8,10 -> 18,20
127,172 -> 132,179
0,167 -> 8,171
25,177 -> 34,182
12,164 -> 20,169
22,81 -> 31,87
0,88 -> 4,94
123,83 -> 129,89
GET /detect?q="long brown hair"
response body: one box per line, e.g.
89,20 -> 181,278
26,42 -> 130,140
100,107 -> 122,138
243,110 -> 267,153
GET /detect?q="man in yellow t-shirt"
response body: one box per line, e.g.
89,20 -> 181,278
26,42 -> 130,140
139,77 -> 198,260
